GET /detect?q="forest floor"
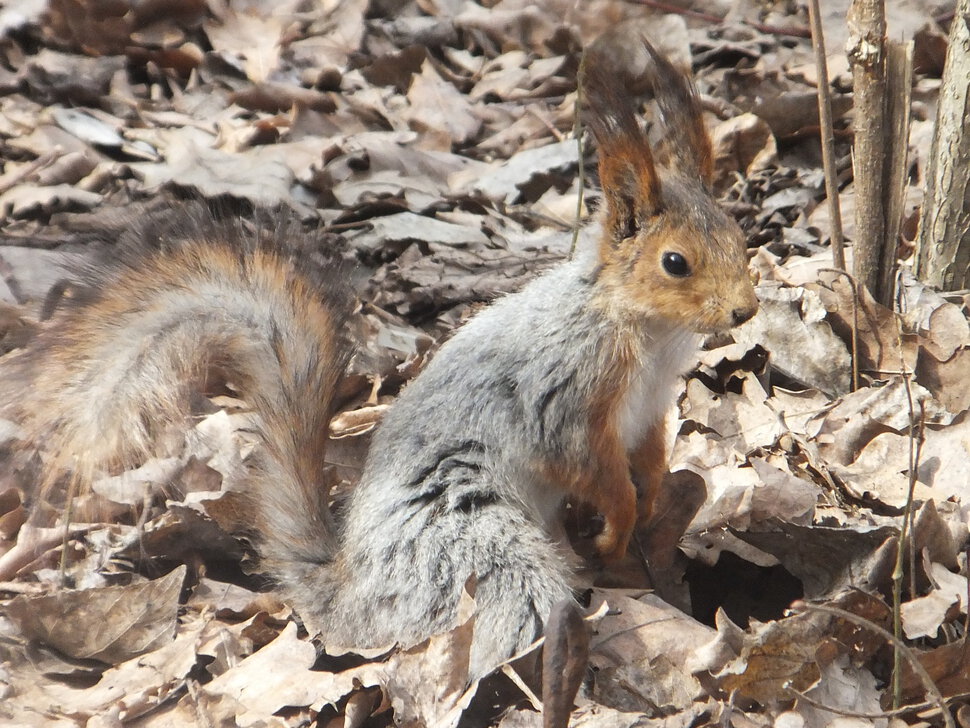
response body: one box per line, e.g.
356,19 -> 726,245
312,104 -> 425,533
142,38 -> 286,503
0,0 -> 968,726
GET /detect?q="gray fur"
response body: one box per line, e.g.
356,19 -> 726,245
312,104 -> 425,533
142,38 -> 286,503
279,246 -> 700,679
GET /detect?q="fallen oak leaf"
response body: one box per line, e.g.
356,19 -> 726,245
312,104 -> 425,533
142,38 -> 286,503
200,621 -> 385,723
6,564 -> 185,664
3,610 -> 206,723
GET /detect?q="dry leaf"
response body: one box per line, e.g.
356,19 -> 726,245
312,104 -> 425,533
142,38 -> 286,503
450,139 -> 579,204
203,621 -> 383,722
383,587 -> 480,727
901,561 -> 968,639
590,592 -> 714,713
403,59 -> 481,149
204,9 -> 284,84
6,565 -> 185,663
734,284 -> 852,396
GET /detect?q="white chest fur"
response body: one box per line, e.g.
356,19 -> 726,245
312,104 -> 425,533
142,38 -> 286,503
614,332 -> 701,451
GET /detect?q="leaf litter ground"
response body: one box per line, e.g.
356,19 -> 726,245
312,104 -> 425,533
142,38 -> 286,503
0,1 -> 967,726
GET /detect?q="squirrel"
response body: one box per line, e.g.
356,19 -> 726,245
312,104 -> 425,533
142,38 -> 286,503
0,40 -> 757,681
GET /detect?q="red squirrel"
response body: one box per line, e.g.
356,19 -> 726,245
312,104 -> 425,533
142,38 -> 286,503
0,39 -> 756,680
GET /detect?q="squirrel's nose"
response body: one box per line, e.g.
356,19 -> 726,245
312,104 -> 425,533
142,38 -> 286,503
731,305 -> 757,326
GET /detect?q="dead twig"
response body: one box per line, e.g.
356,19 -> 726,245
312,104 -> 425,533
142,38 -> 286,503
807,0 -> 845,270
891,304 -> 927,710
792,602 -> 954,728
789,686 -> 936,719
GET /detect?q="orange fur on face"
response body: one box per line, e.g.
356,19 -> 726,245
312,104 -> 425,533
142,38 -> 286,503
583,38 -> 757,338
597,199 -> 757,334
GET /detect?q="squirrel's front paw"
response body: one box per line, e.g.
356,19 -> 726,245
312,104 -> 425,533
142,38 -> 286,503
593,519 -> 633,563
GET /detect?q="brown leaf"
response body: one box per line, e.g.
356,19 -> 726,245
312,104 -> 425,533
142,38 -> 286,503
2,611 -> 206,722
710,113 -> 778,192
734,284 -> 851,396
383,614 -> 480,727
21,49 -> 125,106
900,640 -> 970,703
131,128 -> 301,210
450,139 -> 579,204
201,621 -> 384,719
229,82 -> 336,114
922,301 -> 970,361
346,211 -> 490,253
718,611 -> 826,704
286,0 -> 367,71
403,59 -> 481,149
809,273 -> 919,377
360,45 -> 427,90
0,184 -> 102,219
681,374 -> 787,454
590,592 -> 713,713
901,561 -> 967,639
6,565 -> 185,663
917,346 -> 970,414
203,9 -> 284,83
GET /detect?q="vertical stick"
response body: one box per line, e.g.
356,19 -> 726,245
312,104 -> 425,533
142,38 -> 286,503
807,0 -> 846,271
880,41 -> 914,305
847,0 -> 888,300
916,0 -> 970,292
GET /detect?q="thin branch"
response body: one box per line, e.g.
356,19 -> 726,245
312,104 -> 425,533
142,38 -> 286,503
792,602 -> 954,728
807,0 -> 846,270
891,300 -> 927,709
789,686 -> 935,719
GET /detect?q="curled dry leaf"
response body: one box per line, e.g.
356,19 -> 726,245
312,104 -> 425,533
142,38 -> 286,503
0,184 -> 102,220
808,272 -> 919,377
330,405 -> 390,438
131,128 -> 299,211
734,284 -> 851,397
450,139 -> 579,204
901,561 -> 968,639
590,592 -> 713,714
2,613 -> 207,723
710,113 -> 778,191
383,586 -> 480,728
346,210 -> 490,253
203,9 -> 284,84
404,59 -> 482,150
201,622 -> 384,722
5,565 -> 185,664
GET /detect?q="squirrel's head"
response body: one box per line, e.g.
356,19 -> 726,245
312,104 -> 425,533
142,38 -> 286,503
583,38 -> 758,335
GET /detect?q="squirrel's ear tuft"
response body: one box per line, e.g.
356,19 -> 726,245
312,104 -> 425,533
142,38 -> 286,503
582,57 -> 663,245
640,40 -> 714,185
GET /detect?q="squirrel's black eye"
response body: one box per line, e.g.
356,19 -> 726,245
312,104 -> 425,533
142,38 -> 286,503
662,252 -> 690,277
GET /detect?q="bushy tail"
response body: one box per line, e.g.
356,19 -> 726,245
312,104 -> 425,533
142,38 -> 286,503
0,206 -> 350,565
